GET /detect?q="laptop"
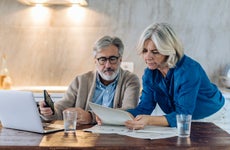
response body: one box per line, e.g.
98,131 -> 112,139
0,90 -> 63,133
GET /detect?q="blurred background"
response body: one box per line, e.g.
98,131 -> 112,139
0,0 -> 229,87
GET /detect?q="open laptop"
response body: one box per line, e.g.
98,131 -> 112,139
0,90 -> 63,133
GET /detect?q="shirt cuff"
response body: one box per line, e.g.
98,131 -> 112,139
88,110 -> 97,125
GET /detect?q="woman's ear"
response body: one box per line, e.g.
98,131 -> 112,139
119,57 -> 122,62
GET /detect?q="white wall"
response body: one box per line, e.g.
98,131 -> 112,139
0,0 -> 229,86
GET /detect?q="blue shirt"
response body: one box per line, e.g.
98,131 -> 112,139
127,55 -> 225,127
92,73 -> 118,108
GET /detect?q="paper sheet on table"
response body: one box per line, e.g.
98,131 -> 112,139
83,125 -> 177,140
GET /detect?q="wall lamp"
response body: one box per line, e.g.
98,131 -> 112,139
17,0 -> 88,6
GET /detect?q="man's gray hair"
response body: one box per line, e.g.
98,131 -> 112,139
93,36 -> 124,57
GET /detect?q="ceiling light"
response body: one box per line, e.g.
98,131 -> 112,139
18,0 -> 88,6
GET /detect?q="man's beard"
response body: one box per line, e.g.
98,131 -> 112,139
97,68 -> 119,81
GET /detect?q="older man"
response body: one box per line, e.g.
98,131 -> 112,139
39,36 -> 140,124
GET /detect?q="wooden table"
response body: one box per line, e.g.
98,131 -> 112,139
0,122 -> 230,150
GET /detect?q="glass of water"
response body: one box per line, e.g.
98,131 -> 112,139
176,114 -> 192,137
63,110 -> 77,134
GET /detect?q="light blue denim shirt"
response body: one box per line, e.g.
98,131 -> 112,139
92,73 -> 118,108
127,55 -> 225,127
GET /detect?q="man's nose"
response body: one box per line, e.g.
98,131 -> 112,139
104,60 -> 112,67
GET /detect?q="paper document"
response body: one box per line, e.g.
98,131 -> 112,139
83,125 -> 177,140
88,102 -> 133,125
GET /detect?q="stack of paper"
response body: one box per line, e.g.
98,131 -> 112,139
84,125 -> 177,139
87,102 -> 177,139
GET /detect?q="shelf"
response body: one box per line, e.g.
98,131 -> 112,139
11,86 -> 68,93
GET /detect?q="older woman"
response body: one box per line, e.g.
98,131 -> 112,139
125,23 -> 225,129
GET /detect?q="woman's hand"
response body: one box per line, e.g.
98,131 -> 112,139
124,115 -> 150,130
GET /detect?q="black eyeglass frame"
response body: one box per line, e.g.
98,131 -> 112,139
96,55 -> 120,65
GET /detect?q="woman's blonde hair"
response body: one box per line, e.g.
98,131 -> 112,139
137,23 -> 184,68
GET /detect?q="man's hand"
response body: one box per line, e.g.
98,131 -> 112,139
65,107 -> 92,125
39,100 -> 54,116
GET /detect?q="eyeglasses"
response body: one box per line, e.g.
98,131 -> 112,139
96,56 -> 120,65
